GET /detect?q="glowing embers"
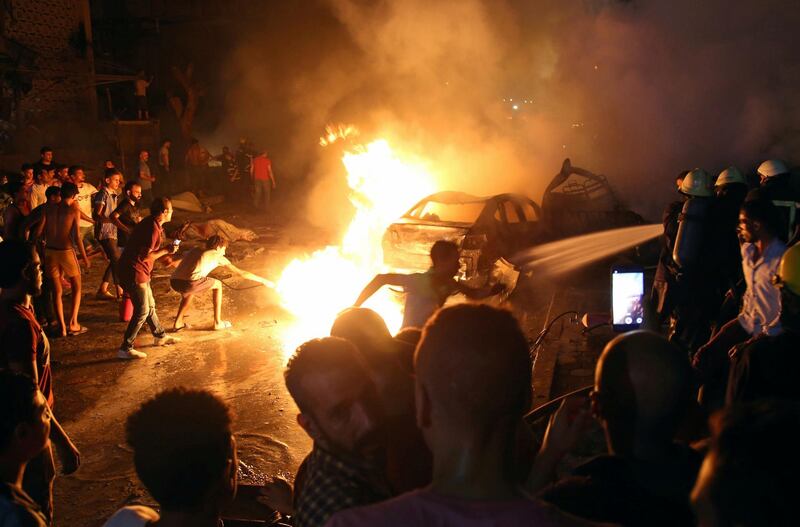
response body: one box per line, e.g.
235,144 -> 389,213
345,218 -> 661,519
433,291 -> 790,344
275,138 -> 436,358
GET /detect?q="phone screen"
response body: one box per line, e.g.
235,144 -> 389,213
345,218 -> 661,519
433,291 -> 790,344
612,268 -> 644,330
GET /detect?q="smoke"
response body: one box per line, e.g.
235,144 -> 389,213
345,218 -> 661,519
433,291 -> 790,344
219,0 -> 800,227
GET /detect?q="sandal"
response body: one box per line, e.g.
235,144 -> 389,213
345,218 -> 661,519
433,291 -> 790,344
67,326 -> 88,336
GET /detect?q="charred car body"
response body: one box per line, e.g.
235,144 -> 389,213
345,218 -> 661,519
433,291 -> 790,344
381,159 -> 653,286
382,191 -> 543,286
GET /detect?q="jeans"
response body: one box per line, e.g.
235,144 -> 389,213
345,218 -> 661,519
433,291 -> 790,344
253,179 -> 272,210
121,281 -> 165,351
99,238 -> 120,285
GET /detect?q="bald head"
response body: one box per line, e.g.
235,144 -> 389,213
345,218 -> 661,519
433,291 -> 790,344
595,331 -> 693,446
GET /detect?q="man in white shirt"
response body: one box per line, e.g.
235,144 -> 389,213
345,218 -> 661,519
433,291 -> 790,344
169,235 -> 272,331
68,165 -> 97,249
693,197 -> 787,408
29,167 -> 56,210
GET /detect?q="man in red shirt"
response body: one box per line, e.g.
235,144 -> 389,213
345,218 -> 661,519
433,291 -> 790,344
250,150 -> 276,212
117,197 -> 179,359
0,240 -> 81,523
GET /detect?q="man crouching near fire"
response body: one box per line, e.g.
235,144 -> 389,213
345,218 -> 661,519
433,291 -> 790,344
354,240 -> 502,329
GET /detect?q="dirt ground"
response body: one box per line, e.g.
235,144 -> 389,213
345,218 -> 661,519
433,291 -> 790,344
47,200 -> 616,526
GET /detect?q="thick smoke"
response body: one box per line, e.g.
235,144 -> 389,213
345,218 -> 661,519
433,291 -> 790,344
220,0 -> 800,227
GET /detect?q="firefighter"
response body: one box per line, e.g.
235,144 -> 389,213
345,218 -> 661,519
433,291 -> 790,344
727,242 -> 800,403
667,168 -> 721,353
650,170 -> 690,325
712,167 -> 749,329
748,159 -> 800,244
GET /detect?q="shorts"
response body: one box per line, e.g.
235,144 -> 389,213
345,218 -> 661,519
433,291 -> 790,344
45,248 -> 80,278
170,277 -> 215,295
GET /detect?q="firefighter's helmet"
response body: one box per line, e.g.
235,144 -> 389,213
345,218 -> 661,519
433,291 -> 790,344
757,159 -> 789,180
680,168 -> 713,197
715,166 -> 747,187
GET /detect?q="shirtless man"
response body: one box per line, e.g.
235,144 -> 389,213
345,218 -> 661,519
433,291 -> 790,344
354,240 -> 502,329
42,183 -> 90,337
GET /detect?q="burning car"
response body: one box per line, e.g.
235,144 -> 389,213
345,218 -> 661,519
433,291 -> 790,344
382,191 -> 543,286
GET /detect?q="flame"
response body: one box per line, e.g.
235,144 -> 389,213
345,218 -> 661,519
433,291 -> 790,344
275,137 -> 437,359
319,123 -> 359,147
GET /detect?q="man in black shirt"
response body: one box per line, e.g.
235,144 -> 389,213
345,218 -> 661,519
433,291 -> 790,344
539,331 -> 701,527
111,181 -> 142,248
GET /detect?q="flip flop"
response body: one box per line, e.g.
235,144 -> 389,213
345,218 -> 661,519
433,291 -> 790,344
67,326 -> 88,336
171,324 -> 192,333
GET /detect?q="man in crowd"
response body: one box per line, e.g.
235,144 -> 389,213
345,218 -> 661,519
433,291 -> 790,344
0,371 -> 50,527
691,401 -> 799,527
32,147 -> 53,176
136,150 -> 155,207
29,167 -> 55,211
0,240 -> 80,523
355,240 -> 502,329
3,182 -> 28,241
104,388 -> 237,526
538,331 -> 701,526
41,183 -> 90,337
55,165 -> 69,186
111,181 -> 143,249
93,169 -> 123,300
25,186 -> 61,332
748,158 -> 800,242
116,197 -> 178,359
284,337 -> 392,527
693,198 -> 786,408
134,72 -> 152,121
727,242 -> 800,403
250,150 -> 276,212
67,165 -> 96,251
169,235 -> 273,331
327,304 -> 595,527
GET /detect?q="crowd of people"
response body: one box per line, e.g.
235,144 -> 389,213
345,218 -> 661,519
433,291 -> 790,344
1,154 -> 799,527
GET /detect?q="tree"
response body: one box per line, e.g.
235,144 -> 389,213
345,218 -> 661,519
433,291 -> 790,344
167,63 -> 203,140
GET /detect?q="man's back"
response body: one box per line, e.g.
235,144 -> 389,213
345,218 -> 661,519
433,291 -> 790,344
44,203 -> 75,249
540,447 -> 702,527
325,489 -> 599,527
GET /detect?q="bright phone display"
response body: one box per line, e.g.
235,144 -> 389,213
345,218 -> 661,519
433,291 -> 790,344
612,266 -> 644,331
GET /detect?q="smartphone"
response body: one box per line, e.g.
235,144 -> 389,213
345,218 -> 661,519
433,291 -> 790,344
611,265 -> 645,332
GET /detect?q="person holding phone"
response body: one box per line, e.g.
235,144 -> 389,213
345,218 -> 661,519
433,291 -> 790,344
116,197 -> 180,359
169,235 -> 273,331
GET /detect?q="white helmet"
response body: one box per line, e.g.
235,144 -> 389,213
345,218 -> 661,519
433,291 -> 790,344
715,166 -> 747,187
757,159 -> 789,179
680,168 -> 713,197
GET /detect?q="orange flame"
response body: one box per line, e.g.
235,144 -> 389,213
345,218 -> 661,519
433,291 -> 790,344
275,137 -> 436,359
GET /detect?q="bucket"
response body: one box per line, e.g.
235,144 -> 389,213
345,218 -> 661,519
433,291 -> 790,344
119,293 -> 133,322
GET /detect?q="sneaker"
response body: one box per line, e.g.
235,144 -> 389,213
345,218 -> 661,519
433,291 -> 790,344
118,348 -> 147,359
154,335 -> 180,346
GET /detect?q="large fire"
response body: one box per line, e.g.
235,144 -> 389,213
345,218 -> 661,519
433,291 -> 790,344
275,136 -> 437,358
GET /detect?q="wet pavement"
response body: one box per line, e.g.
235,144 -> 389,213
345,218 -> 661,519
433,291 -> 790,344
48,203 -> 618,526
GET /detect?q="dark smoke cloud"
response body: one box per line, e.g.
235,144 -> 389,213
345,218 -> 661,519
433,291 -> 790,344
219,0 -> 800,226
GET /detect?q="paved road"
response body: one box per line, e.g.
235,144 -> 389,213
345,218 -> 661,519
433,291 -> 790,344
48,207 -> 617,526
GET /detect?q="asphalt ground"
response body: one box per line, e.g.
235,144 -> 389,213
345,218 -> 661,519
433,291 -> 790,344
47,202 -> 619,526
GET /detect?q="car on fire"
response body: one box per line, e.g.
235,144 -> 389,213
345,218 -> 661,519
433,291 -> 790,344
382,191 -> 544,286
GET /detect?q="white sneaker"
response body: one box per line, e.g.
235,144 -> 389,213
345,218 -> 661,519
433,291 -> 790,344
118,348 -> 147,359
154,335 -> 180,346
